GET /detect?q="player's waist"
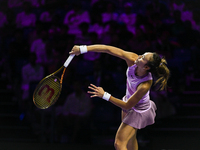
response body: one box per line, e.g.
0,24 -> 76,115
122,96 -> 151,113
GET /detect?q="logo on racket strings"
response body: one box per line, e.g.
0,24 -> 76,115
38,85 -> 55,103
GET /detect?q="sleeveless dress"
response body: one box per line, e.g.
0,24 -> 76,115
122,64 -> 157,129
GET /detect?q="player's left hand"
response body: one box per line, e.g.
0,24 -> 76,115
88,84 -> 105,98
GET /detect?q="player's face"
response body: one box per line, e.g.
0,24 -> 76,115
135,52 -> 153,69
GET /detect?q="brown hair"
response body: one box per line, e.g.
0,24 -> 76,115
146,53 -> 170,90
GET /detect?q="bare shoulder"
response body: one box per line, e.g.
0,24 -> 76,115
137,80 -> 153,92
123,51 -> 138,67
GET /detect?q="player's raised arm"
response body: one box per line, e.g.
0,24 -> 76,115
69,45 -> 138,67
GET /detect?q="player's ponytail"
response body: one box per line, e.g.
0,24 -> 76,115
146,53 -> 170,90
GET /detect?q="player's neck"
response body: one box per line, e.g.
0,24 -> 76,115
135,67 -> 148,77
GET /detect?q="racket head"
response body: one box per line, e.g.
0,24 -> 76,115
33,75 -> 62,109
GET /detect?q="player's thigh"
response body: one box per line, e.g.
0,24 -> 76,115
115,122 -> 137,144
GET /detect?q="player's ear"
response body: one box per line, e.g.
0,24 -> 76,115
143,65 -> 150,71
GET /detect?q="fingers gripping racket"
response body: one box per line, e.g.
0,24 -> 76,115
33,54 -> 75,109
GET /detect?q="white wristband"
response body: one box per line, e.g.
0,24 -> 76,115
79,45 -> 88,54
102,92 -> 111,101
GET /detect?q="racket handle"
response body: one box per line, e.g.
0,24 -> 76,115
63,54 -> 75,67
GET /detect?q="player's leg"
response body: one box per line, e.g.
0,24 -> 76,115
119,110 -> 138,150
114,122 -> 138,150
127,130 -> 138,150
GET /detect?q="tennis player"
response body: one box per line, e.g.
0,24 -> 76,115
69,45 -> 170,150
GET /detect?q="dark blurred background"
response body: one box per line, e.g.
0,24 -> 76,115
0,0 -> 200,149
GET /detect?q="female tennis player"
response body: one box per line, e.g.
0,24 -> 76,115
69,45 -> 170,150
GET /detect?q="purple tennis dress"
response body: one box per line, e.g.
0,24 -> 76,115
122,64 -> 157,129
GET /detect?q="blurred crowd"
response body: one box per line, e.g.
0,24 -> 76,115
0,0 -> 200,143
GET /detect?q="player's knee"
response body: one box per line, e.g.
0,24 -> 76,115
114,141 -> 120,150
114,139 -> 126,150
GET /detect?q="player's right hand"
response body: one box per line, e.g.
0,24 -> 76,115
69,45 -> 81,56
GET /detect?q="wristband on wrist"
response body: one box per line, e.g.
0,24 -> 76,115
102,92 -> 111,101
79,45 -> 88,54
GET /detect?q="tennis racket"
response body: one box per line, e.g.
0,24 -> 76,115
33,54 -> 75,109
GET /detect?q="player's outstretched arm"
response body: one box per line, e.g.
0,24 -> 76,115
69,45 -> 138,67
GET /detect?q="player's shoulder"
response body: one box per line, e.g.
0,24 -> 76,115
137,80 -> 152,91
124,51 -> 138,67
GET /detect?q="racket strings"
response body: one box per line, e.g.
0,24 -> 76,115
33,76 -> 61,109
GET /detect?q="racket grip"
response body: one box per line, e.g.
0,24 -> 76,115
64,54 -> 75,67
